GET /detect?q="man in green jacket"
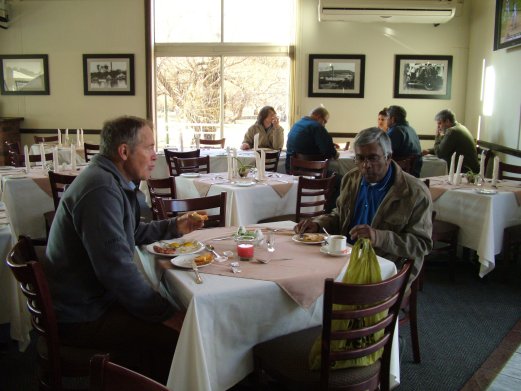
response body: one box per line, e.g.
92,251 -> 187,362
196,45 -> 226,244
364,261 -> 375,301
295,127 -> 432,282
424,109 -> 479,174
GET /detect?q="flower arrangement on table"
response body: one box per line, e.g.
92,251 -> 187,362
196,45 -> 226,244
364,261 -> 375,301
234,157 -> 255,177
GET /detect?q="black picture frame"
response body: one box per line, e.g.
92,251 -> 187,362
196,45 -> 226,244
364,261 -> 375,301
83,54 -> 135,95
494,0 -> 521,50
308,54 -> 365,98
0,54 -> 50,95
393,55 -> 452,100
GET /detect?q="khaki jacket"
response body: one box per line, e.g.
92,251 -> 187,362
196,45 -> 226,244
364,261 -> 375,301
243,123 -> 284,150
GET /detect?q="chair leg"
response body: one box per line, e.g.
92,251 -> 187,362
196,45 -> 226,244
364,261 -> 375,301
449,241 -> 458,282
409,278 -> 421,363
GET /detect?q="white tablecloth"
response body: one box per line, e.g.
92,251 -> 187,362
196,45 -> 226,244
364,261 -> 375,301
136,221 -> 400,391
151,148 -> 287,178
430,178 -> 521,276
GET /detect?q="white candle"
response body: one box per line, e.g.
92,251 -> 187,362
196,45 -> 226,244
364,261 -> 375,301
492,156 -> 500,186
24,145 -> 31,172
448,152 -> 456,183
454,155 -> 464,185
479,150 -> 485,178
57,128 -> 62,146
76,129 -> 80,145
65,128 -> 69,146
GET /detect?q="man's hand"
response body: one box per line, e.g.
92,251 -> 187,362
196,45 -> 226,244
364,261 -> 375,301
240,143 -> 251,150
294,219 -> 320,234
162,311 -> 186,333
349,224 -> 376,243
176,211 -> 207,235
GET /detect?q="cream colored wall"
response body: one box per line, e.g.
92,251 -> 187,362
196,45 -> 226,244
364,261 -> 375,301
0,0 -> 146,136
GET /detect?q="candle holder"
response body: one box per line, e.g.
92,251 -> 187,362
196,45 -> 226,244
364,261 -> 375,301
236,237 -> 255,261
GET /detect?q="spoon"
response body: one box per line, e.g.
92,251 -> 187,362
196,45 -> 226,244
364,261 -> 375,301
205,244 -> 227,262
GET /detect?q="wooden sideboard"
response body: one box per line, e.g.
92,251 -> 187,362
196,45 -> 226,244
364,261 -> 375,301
0,117 -> 24,165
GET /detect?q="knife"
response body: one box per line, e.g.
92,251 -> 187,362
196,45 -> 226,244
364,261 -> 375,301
191,259 -> 203,284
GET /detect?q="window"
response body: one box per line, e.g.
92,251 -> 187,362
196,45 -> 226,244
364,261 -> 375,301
152,0 -> 295,150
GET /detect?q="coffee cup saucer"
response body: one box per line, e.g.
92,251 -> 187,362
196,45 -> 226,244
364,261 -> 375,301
320,246 -> 351,257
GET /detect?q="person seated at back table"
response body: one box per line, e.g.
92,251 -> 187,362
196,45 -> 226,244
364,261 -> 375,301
241,105 -> 284,150
386,105 -> 423,177
295,127 -> 433,282
43,115 -> 206,384
377,107 -> 388,132
423,109 -> 479,174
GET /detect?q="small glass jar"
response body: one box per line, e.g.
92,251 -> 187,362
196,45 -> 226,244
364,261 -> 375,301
236,236 -> 255,261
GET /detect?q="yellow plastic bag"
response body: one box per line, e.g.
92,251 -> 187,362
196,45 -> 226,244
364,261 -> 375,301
309,238 -> 384,370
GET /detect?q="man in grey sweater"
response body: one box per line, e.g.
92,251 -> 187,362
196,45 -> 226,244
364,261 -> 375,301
44,116 -> 205,383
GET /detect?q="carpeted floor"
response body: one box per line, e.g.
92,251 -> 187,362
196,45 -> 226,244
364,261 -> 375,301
1,255 -> 520,391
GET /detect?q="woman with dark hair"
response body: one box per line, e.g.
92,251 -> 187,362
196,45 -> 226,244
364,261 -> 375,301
377,107 -> 388,132
240,106 -> 284,150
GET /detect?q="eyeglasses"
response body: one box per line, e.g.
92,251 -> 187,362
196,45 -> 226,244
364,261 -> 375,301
354,154 -> 387,165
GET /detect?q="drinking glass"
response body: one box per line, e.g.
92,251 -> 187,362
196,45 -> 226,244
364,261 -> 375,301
266,231 -> 275,253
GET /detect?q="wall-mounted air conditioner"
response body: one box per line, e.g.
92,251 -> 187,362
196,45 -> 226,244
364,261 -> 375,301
318,0 -> 463,24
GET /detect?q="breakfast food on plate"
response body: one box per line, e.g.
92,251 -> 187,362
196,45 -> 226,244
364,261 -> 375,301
152,240 -> 199,254
152,245 -> 177,255
190,212 -> 208,221
194,252 -> 214,266
301,233 -> 324,242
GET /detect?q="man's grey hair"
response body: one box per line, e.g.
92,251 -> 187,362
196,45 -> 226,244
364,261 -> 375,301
354,127 -> 393,157
434,109 -> 456,124
100,116 -> 153,159
386,105 -> 407,123
309,106 -> 329,119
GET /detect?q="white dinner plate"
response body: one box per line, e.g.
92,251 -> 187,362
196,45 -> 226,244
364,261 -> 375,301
320,246 -> 351,257
180,172 -> 201,178
235,181 -> 255,187
171,253 -> 214,269
292,233 -> 326,245
146,239 -> 204,256
5,175 -> 27,179
474,188 -> 498,195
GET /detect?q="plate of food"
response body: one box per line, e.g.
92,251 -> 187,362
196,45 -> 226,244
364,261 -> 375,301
474,188 -> 498,195
146,239 -> 205,256
292,233 -> 326,245
171,252 -> 214,268
180,172 -> 201,178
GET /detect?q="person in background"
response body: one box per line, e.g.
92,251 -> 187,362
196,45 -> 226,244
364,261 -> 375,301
241,106 -> 284,150
43,116 -> 205,384
295,127 -> 432,282
377,107 -> 388,132
423,109 -> 479,174
386,105 -> 423,177
285,106 -> 338,173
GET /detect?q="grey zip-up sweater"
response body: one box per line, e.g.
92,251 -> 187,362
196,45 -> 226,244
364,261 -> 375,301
44,154 -> 179,323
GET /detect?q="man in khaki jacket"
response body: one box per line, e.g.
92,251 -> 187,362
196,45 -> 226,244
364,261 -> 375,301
295,127 -> 432,281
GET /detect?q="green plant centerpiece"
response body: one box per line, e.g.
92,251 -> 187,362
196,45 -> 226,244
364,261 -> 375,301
465,170 -> 477,184
234,157 -> 253,178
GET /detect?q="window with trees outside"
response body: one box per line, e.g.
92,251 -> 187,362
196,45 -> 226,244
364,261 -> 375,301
152,0 -> 295,150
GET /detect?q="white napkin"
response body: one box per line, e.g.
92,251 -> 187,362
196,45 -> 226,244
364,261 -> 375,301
253,133 -> 259,151
76,129 -> 81,146
256,150 -> 266,180
232,148 -> 238,178
70,144 -> 77,171
179,132 -> 184,152
492,156 -> 500,186
454,154 -> 464,185
479,150 -> 485,178
24,145 -> 31,172
227,148 -> 233,180
40,143 -> 46,170
80,128 -> 84,145
448,152 -> 456,184
65,128 -> 69,146
195,134 -> 200,149
57,128 -> 62,147
53,147 -> 59,171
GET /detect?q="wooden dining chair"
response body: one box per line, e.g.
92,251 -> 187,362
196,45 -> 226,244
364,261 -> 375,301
393,154 -> 418,175
173,155 -> 210,175
6,236 -> 105,391
9,150 -> 54,168
83,143 -> 100,163
253,260 -> 413,391
257,149 -> 281,172
156,192 -> 226,228
90,354 -> 169,391
163,149 -> 200,176
34,135 -> 59,143
199,138 -> 225,148
146,177 -> 176,220
290,156 -> 329,179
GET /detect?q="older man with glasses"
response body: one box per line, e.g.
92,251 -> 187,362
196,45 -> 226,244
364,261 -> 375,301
295,127 -> 432,281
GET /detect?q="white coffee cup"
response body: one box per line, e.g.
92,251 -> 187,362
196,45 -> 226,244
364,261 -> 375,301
326,235 -> 348,253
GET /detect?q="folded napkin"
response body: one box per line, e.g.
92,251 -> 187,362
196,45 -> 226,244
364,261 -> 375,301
269,181 -> 293,198
454,154 -> 464,185
192,179 -> 212,197
65,128 -> 70,146
253,133 -> 259,151
479,150 -> 485,178
57,128 -> 62,147
492,156 -> 500,186
24,145 -> 31,172
179,132 -> 184,152
448,152 -> 456,184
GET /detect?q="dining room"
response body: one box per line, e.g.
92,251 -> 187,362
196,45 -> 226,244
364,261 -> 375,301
1,1 -> 521,391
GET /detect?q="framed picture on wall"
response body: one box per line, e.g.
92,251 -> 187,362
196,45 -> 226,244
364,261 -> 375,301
494,0 -> 521,50
0,54 -> 50,95
308,54 -> 365,98
83,54 -> 135,95
393,55 -> 452,100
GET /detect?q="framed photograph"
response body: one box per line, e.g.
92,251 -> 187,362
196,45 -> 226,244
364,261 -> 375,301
394,55 -> 452,100
0,54 -> 49,95
494,0 -> 521,50
308,54 -> 365,98
83,54 -> 135,95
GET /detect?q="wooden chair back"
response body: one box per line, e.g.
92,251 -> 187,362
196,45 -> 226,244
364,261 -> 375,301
199,138 -> 225,148
296,175 -> 336,222
84,143 -> 100,162
48,171 -> 77,210
393,154 -> 418,175
34,135 -> 59,144
163,149 -> 200,176
290,156 -> 329,179
157,192 -> 226,228
173,155 -> 210,175
90,354 -> 169,391
319,260 -> 413,390
294,152 -> 327,161
147,177 -> 177,220
10,151 -> 54,167
498,161 -> 521,181
257,149 -> 281,172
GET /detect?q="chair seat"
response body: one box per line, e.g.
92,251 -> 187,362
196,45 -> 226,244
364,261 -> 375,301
253,326 -> 381,390
432,220 -> 459,239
